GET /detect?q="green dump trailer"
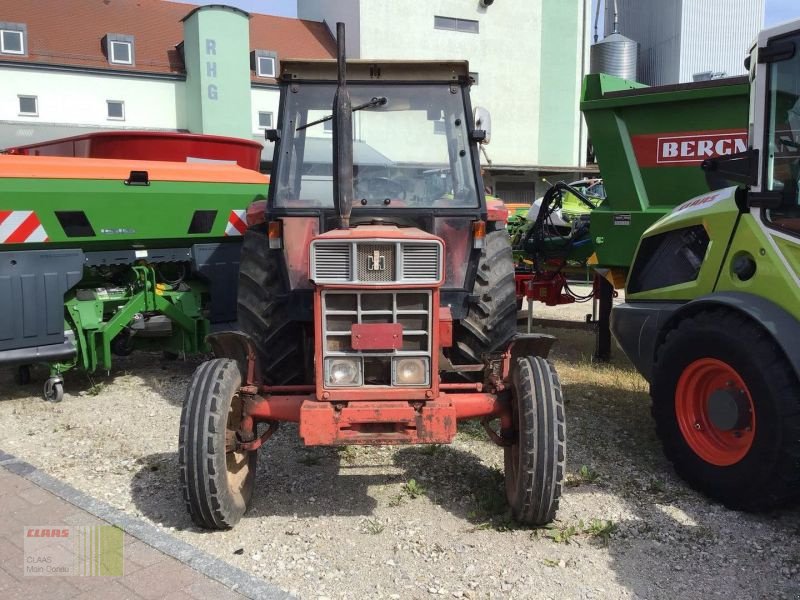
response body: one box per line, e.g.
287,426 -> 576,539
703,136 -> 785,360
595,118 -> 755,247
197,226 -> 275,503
1,152 -> 267,401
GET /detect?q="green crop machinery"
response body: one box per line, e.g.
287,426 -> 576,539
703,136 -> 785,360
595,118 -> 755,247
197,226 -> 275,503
513,67 -> 750,359
0,151 -> 266,401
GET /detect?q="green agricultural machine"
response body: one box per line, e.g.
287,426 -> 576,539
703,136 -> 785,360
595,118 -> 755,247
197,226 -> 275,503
612,18 -> 800,509
515,65 -> 750,359
0,140 -> 267,401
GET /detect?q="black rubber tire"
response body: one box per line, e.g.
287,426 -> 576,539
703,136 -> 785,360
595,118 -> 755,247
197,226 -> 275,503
179,358 -> 257,530
651,309 -> 800,510
237,228 -> 310,385
504,355 -> 566,525
452,228 -> 518,364
43,379 -> 63,403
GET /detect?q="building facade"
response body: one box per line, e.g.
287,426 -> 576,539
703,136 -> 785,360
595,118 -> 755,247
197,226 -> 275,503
0,0 -> 336,168
298,0 -> 594,203
605,0 -> 764,86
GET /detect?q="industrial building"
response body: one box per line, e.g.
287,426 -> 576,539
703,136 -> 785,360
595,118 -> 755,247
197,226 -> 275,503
604,0 -> 764,85
298,0 -> 595,203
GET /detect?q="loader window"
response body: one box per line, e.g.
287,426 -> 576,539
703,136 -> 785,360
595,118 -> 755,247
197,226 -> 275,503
273,83 -> 479,209
764,32 -> 800,235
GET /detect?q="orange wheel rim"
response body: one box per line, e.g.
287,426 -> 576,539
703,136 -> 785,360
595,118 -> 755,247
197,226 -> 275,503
675,358 -> 755,467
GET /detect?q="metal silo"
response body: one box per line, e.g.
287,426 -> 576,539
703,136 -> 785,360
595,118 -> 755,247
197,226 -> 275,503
590,33 -> 639,81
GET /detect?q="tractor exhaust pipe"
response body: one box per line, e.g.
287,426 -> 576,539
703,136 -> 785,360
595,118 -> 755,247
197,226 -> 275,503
332,22 -> 354,230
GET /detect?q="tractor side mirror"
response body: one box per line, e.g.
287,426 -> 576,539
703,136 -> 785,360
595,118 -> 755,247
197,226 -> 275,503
473,106 -> 491,145
701,149 -> 758,190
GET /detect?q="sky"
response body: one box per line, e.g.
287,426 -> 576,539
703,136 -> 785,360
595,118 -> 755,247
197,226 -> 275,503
170,0 -> 798,26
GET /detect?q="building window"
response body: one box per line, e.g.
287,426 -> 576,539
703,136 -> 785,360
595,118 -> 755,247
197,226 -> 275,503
18,95 -> 37,116
107,100 -> 125,120
0,28 -> 24,54
469,72 -> 479,85
434,16 -> 479,34
433,120 -> 446,135
258,111 -> 273,129
110,40 -> 132,64
256,56 -> 275,78
105,34 -> 135,66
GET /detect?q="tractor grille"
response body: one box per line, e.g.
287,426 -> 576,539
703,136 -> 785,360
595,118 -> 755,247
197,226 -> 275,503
312,243 -> 351,282
322,290 -> 431,386
357,244 -> 395,282
311,239 -> 441,284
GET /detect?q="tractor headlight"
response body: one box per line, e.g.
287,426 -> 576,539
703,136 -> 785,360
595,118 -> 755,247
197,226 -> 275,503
392,357 -> 429,386
326,358 -> 362,387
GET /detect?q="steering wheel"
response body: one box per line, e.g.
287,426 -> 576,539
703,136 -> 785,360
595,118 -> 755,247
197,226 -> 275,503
354,177 -> 407,203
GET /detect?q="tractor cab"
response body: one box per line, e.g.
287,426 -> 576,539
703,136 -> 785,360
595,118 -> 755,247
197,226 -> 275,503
258,59 -> 496,319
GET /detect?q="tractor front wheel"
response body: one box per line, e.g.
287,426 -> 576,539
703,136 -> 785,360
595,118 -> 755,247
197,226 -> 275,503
652,310 -> 800,510
179,358 -> 257,529
504,356 -> 566,525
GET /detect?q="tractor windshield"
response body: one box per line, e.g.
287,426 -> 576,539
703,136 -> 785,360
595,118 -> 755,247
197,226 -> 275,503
272,83 -> 479,209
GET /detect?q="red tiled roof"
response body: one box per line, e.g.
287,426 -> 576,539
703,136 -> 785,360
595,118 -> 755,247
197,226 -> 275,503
0,0 -> 335,76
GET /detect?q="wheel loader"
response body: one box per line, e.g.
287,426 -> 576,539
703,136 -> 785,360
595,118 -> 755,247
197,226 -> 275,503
613,18 -> 800,510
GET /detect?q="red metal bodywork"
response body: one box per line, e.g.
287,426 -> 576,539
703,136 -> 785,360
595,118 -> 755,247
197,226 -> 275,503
228,224 -> 524,447
4,131 -> 263,171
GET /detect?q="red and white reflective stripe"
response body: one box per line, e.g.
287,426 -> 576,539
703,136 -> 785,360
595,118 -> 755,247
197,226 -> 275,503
0,211 -> 48,243
224,209 -> 247,236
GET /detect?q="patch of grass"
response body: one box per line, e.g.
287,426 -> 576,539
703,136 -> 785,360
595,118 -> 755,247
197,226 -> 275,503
87,382 -> 106,396
456,419 -> 486,441
584,519 -> 617,546
547,523 -> 580,544
418,444 -> 443,456
388,493 -> 405,507
338,445 -> 357,464
403,479 -> 425,499
565,464 -> 600,487
363,518 -> 385,535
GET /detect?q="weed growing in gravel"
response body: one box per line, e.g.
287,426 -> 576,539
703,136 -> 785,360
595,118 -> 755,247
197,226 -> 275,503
565,464 -> 600,488
404,479 -> 425,499
87,382 -> 106,396
534,519 -> 617,546
584,519 -> 617,546
362,519 -> 385,535
419,444 -> 443,456
338,445 -> 357,464
388,493 -> 405,507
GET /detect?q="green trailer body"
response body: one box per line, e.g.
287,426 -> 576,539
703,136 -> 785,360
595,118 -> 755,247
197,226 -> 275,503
0,154 -> 267,399
580,73 -> 750,270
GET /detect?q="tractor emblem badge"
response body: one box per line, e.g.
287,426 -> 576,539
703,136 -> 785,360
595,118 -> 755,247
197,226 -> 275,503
368,250 -> 386,271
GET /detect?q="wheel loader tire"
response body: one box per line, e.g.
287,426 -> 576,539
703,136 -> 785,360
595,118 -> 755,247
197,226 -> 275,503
651,309 -> 800,511
453,227 -> 518,364
237,228 -> 309,384
505,356 -> 566,526
179,358 -> 257,530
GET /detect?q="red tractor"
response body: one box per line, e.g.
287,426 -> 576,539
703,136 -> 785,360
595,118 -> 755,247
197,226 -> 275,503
179,25 -> 565,529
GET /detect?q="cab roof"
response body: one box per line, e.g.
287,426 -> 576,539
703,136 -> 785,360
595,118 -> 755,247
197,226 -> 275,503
280,59 -> 470,83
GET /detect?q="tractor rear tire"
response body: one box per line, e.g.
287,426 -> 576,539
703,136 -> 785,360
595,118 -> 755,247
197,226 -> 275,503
179,358 -> 257,530
651,310 -> 800,510
237,228 -> 309,384
453,227 -> 518,364
505,355 -> 566,526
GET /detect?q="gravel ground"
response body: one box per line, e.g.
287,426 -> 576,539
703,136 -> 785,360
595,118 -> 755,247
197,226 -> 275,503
1,325 -> 799,600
